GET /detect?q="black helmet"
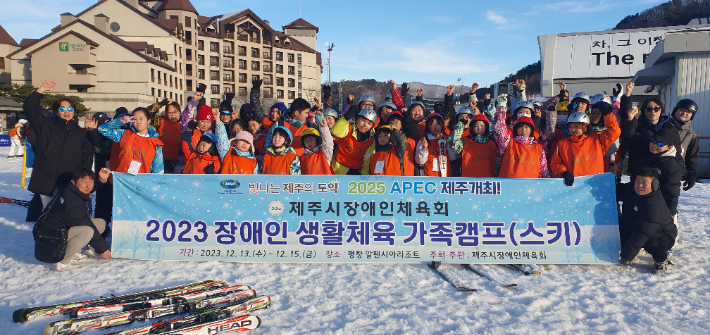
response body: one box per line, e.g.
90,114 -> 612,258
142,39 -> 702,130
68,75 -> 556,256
672,99 -> 698,120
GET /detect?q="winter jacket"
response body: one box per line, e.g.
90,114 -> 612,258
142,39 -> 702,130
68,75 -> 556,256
86,128 -> 112,171
641,147 -> 684,216
183,151 -> 221,174
301,123 -> 335,175
180,97 -> 205,132
449,122 -> 498,178
23,92 -> 94,195
331,117 -> 376,175
550,113 -> 621,177
181,127 -> 212,163
616,183 -> 677,261
41,181 -> 109,254
262,146 -> 300,175
669,117 -> 699,176
620,96 -> 679,177
157,118 -> 182,162
99,119 -> 164,174
494,106 -> 551,178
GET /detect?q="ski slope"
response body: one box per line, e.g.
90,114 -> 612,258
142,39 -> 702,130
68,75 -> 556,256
1,146 -> 709,334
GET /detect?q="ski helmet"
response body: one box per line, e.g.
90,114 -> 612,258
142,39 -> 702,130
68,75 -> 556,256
672,99 -> 698,120
513,116 -> 535,136
589,93 -> 612,107
567,111 -> 590,124
556,101 -> 570,112
322,108 -> 339,119
378,101 -> 397,112
359,94 -> 376,107
571,92 -> 590,103
300,127 -> 322,147
358,108 -> 378,124
457,106 -> 474,116
514,100 -> 535,115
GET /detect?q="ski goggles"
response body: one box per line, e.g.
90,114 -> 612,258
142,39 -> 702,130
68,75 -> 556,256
58,107 -> 75,113
651,138 -> 665,147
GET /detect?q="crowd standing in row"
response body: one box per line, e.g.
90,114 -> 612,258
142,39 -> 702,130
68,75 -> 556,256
17,77 -> 700,273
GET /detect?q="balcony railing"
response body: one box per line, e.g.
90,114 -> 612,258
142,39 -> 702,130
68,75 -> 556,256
288,71 -> 295,75
226,32 -> 234,39
263,91 -> 273,98
211,88 -> 220,94
198,73 -> 205,79
239,77 -> 247,83
224,77 -> 234,82
198,59 -> 205,65
239,90 -> 248,97
276,68 -> 283,74
186,85 -> 193,92
276,55 -> 283,61
210,61 -> 219,67
237,35 -> 248,42
198,45 -> 204,51
263,66 -> 272,72
239,64 -> 247,70
186,70 -> 193,77
223,62 -> 234,68
251,51 -> 259,58
223,47 -> 233,54
238,49 -> 246,56
186,39 -> 192,45
186,55 -> 192,61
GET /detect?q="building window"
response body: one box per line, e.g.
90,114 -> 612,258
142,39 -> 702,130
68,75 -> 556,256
251,48 -> 259,58
288,91 -> 295,99
239,86 -> 247,96
198,40 -> 204,51
210,71 -> 219,81
210,42 -> 219,52
288,66 -> 295,75
185,16 -> 191,27
288,78 -> 295,87
251,61 -> 259,71
238,46 -> 246,56
158,89 -> 161,97
151,87 -> 155,96
210,99 -> 219,108
275,52 -> 283,61
210,56 -> 219,67
263,51 -> 270,59
287,53 -> 294,62
239,73 -> 247,83
238,59 -> 246,70
197,55 -> 204,65
297,53 -> 302,65
224,72 -> 233,82
198,69 -> 205,80
211,85 -> 220,95
151,68 -> 155,82
276,64 -> 283,74
263,76 -> 271,85
276,77 -> 284,86
110,22 -> 120,33
277,90 -> 284,99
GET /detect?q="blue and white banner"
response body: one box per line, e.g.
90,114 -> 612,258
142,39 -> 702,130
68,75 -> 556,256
111,173 -> 620,264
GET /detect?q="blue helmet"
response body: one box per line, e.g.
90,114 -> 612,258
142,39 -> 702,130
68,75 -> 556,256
273,125 -> 293,143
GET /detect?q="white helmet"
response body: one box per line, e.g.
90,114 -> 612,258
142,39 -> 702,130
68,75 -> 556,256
457,106 -> 474,116
359,94 -> 375,105
567,111 -> 590,124
378,101 -> 397,111
358,108 -> 378,123
589,93 -> 612,107
514,100 -> 535,114
571,92 -> 590,103
322,108 -> 338,118
385,93 -> 392,100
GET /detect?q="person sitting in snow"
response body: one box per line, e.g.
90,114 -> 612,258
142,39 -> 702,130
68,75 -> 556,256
617,166 -> 677,274
33,167 -> 112,271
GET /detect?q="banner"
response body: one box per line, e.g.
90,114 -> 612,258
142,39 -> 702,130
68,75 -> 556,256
111,173 -> 620,264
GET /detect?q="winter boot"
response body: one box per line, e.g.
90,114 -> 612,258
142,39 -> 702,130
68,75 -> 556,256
52,262 -> 69,271
666,250 -> 676,265
652,260 -> 668,274
70,253 -> 87,262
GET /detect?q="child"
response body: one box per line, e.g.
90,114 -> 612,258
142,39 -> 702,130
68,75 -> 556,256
331,108 -> 378,175
266,98 -> 312,156
409,101 -> 429,138
157,101 -> 182,173
322,108 -> 339,129
387,111 -> 419,176
449,114 -> 497,177
370,125 -> 407,176
415,113 -> 454,177
588,94 -> 621,172
493,95 -> 551,178
228,118 -> 247,138
182,133 -> 221,174
8,119 -> 26,157
262,102 -> 287,130
550,107 -> 620,186
246,115 -> 267,160
262,126 -> 300,175
378,101 -> 397,125
455,106 -> 474,138
99,108 -> 164,174
300,118 -> 335,175
181,105 -> 214,163
219,92 -> 235,124
617,167 -> 677,274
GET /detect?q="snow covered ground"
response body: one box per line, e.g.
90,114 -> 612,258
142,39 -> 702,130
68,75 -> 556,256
1,146 -> 710,334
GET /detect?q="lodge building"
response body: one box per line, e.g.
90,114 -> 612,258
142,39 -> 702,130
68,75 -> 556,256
0,0 -> 322,112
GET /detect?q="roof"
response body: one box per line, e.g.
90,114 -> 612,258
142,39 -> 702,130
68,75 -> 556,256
0,96 -> 23,109
0,24 -> 18,46
69,0 -> 174,36
218,9 -> 275,34
26,31 -> 100,57
153,18 -> 179,31
273,31 -> 317,54
19,39 -> 38,48
8,19 -> 175,71
158,0 -> 198,15
198,15 -> 218,27
283,18 -> 318,33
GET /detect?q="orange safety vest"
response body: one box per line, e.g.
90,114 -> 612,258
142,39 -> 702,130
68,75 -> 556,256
284,121 -> 308,156
499,140 -> 542,178
183,152 -> 221,174
262,116 -> 274,130
181,128 -> 204,162
220,152 -> 258,174
461,139 -> 497,178
422,137 -> 452,177
301,148 -> 334,175
262,151 -> 297,175
114,130 -> 164,174
369,147 -> 403,176
403,138 -> 416,176
158,118 -> 182,161
333,125 -> 374,170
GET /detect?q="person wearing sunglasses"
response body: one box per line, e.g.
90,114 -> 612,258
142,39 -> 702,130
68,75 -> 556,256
22,80 -> 94,222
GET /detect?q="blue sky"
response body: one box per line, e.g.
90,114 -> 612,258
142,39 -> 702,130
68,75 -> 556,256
1,0 -> 665,86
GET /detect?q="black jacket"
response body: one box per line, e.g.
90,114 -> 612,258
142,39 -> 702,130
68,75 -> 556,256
642,150 -> 684,215
616,183 -> 677,261
86,129 -> 112,171
619,96 -> 679,177
669,117 -> 699,175
24,92 -> 93,195
41,181 -> 109,254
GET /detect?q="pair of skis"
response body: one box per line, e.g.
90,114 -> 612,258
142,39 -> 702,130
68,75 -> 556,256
0,196 -> 30,207
429,262 -> 555,293
43,287 -> 263,335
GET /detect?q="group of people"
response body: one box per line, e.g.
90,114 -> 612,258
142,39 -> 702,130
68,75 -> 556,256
18,76 -> 701,274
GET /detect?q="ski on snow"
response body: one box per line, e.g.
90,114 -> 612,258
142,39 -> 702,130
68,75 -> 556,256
71,284 -> 251,318
104,296 -> 270,335
498,264 -> 551,276
13,280 -> 226,323
0,196 -> 30,207
428,261 -> 477,293
43,289 -> 257,335
462,264 -> 518,289
160,314 -> 261,334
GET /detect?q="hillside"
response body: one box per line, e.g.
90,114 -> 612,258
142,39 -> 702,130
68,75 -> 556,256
614,0 -> 710,30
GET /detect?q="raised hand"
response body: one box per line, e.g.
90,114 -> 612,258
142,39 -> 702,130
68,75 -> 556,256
417,88 -> 424,96
98,167 -> 110,181
401,82 -> 409,97
252,79 -> 263,89
625,81 -> 635,97
37,80 -> 56,94
313,97 -> 322,110
421,138 -> 429,150
471,82 -> 479,93
120,115 -> 132,125
388,79 -> 397,90
85,118 -> 97,130
484,93 -> 491,100
446,85 -> 455,96
319,118 -> 328,128
558,81 -> 566,90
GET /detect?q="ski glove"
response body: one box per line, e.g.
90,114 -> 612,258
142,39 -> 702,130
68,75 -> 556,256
204,163 -> 216,174
562,171 -> 574,187
496,94 -> 508,108
401,83 -> 410,98
683,173 -> 697,191
187,120 -> 197,131
252,79 -> 262,90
